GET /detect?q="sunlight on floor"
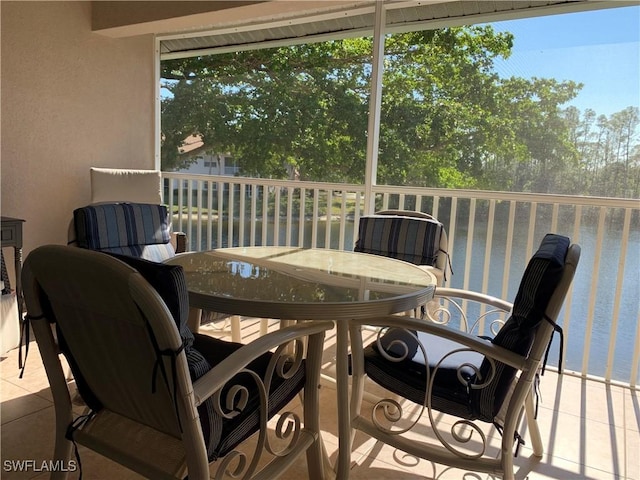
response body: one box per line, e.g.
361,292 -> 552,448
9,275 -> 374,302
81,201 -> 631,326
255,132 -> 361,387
1,319 -> 638,479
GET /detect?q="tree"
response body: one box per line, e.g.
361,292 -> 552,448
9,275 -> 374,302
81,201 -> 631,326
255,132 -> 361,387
160,27 -> 638,197
162,41 -> 371,181
564,106 -> 640,198
162,28 -> 522,187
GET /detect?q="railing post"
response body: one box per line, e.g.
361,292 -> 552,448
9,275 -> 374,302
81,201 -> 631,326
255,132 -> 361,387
160,172 -> 640,387
363,0 -> 385,216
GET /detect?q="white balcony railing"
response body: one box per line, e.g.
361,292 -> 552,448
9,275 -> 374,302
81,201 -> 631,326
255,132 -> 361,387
162,172 -> 640,388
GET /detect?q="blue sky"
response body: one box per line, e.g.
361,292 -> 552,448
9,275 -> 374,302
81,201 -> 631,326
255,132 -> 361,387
161,5 -> 640,116
488,4 -> 640,117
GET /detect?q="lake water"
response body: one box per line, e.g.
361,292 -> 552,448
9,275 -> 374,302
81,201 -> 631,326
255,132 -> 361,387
187,215 -> 640,383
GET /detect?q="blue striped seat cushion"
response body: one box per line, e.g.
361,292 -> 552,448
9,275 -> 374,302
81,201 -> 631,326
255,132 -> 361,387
74,203 -> 175,262
101,253 -> 305,462
363,233 -> 570,423
364,328 -> 483,419
472,233 -> 569,421
355,215 -> 443,266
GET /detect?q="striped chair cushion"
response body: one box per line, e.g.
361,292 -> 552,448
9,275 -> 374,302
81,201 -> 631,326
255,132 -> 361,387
194,334 -> 306,461
363,233 -> 569,423
94,254 -> 305,462
355,215 -> 443,266
364,329 -> 483,419
74,203 -> 175,262
472,233 -> 569,421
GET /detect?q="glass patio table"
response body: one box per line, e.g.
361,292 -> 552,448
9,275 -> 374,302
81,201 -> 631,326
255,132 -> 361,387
166,246 -> 436,479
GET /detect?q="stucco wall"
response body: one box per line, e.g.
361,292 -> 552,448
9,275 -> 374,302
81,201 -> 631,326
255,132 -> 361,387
1,1 -> 156,259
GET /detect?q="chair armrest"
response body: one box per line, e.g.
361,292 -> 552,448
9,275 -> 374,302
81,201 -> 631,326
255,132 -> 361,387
352,315 -> 527,370
171,231 -> 188,253
428,287 -> 513,335
191,321 -> 333,406
435,287 -> 513,312
350,314 -> 537,471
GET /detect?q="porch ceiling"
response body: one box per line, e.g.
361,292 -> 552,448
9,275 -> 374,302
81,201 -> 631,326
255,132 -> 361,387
159,0 -> 626,59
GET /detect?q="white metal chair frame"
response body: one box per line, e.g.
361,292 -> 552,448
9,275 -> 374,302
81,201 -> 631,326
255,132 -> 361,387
22,245 -> 332,480
348,242 -> 580,479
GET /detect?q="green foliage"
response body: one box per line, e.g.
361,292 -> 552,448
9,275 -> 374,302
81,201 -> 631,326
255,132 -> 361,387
161,26 -> 639,198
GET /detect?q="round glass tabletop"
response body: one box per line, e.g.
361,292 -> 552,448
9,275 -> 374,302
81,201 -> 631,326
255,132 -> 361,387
167,247 -> 436,320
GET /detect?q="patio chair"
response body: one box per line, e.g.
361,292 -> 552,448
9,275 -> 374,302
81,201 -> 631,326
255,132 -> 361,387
354,209 -> 450,321
68,167 -> 187,257
21,245 -> 331,480
71,202 -> 181,262
348,233 -> 580,480
70,167 -> 244,340
354,209 -> 450,286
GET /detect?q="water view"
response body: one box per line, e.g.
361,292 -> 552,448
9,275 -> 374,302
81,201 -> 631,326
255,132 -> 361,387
184,213 -> 640,384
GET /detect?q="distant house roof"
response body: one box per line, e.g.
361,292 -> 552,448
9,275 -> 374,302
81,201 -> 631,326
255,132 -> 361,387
178,134 -> 205,155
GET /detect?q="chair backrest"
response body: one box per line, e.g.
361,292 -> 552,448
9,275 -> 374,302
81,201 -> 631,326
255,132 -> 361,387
354,211 -> 449,281
472,233 -> 580,421
376,209 -> 436,221
21,245 -> 193,439
67,167 -> 171,251
73,202 -> 176,262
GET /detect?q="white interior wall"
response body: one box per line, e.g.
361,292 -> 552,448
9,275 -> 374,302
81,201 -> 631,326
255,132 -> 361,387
1,1 -> 156,258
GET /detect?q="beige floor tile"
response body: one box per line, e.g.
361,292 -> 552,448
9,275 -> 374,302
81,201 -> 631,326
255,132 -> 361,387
1,343 -> 72,400
541,408 -> 627,477
537,373 -> 626,427
348,452 -> 475,480
625,426 -> 640,480
0,406 -> 59,480
2,327 -> 637,480
623,389 -> 640,433
63,447 -> 147,480
1,356 -> 47,393
1,346 -> 24,367
348,436 -> 510,480
520,453 -> 622,480
0,380 -> 51,425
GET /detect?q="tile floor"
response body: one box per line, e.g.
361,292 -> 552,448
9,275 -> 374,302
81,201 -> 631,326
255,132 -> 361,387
1,319 -> 639,479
